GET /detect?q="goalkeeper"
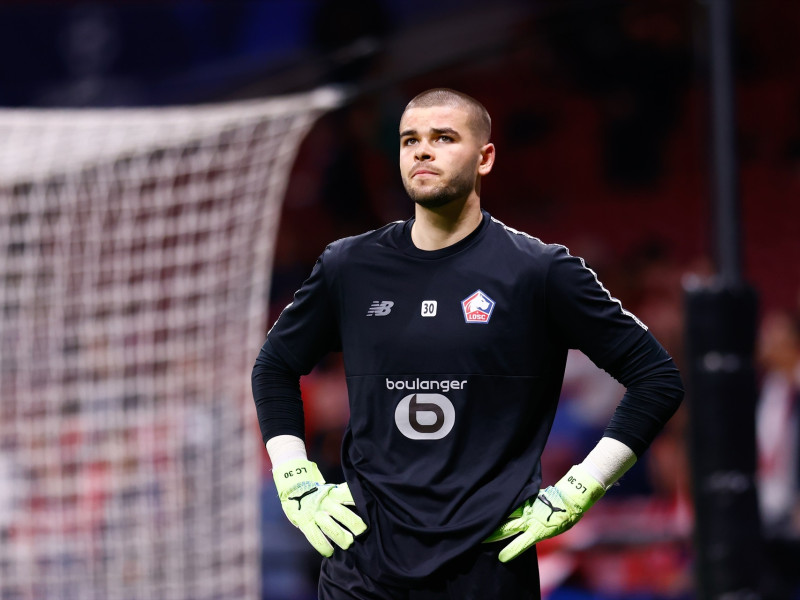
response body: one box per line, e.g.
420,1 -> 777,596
252,88 -> 683,599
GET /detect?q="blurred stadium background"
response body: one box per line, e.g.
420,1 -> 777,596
1,1 -> 799,599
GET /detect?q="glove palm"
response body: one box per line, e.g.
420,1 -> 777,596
274,459 -> 367,557
486,464 -> 606,562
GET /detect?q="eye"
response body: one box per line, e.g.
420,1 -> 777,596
437,135 -> 453,143
402,138 -> 417,146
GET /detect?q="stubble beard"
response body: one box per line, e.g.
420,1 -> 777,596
404,170 -> 475,209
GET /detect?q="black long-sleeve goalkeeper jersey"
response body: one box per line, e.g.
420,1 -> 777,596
252,210 -> 683,583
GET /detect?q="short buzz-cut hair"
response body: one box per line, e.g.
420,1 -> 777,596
402,88 -> 491,143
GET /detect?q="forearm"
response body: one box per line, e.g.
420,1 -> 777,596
251,338 -> 306,444
602,332 -> 684,457
579,333 -> 683,490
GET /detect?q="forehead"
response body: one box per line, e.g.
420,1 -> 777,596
399,105 -> 473,134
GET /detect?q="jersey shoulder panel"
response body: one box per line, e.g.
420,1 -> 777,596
487,214 -> 565,264
323,219 -> 407,267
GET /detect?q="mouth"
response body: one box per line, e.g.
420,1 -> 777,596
411,168 -> 440,178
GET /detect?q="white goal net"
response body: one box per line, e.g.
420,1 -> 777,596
0,87 -> 343,600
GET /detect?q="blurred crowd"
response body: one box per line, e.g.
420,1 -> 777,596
259,1 -> 800,599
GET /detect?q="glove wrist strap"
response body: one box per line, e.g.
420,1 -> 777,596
273,459 -> 324,497
561,464 -> 606,508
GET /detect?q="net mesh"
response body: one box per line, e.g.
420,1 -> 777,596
0,87 -> 343,600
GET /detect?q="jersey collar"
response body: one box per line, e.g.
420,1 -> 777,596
399,210 -> 490,259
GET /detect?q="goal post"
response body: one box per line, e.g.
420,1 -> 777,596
0,87 -> 344,600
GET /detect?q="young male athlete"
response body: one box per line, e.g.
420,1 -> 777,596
252,88 -> 684,599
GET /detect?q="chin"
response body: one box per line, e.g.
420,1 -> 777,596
407,184 -> 459,209
412,194 -> 457,209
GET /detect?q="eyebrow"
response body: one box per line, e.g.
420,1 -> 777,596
399,126 -> 461,138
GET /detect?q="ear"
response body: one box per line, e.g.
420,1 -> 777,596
478,143 -> 495,176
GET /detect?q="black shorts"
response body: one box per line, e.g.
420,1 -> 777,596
318,543 -> 540,600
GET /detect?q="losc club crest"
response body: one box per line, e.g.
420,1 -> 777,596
461,290 -> 496,324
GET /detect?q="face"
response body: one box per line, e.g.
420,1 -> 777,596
399,105 -> 493,209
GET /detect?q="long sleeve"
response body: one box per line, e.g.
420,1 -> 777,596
251,338 -> 305,444
601,331 -> 684,457
252,247 -> 342,445
544,245 -> 684,457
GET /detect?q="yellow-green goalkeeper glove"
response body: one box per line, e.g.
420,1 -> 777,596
485,464 -> 606,563
273,458 -> 367,557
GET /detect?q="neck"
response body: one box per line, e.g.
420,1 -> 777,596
411,195 -> 483,251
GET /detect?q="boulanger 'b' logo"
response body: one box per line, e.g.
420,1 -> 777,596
461,290 -> 495,324
395,394 -> 455,440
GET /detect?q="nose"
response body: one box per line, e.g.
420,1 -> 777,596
414,140 -> 433,161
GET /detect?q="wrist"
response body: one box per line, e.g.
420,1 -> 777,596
266,434 -> 308,467
580,437 -> 637,490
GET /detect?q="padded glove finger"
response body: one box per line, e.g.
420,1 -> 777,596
485,464 -> 605,563
274,459 -> 367,557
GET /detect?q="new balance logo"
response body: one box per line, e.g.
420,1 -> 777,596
367,300 -> 394,316
538,493 -> 567,522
